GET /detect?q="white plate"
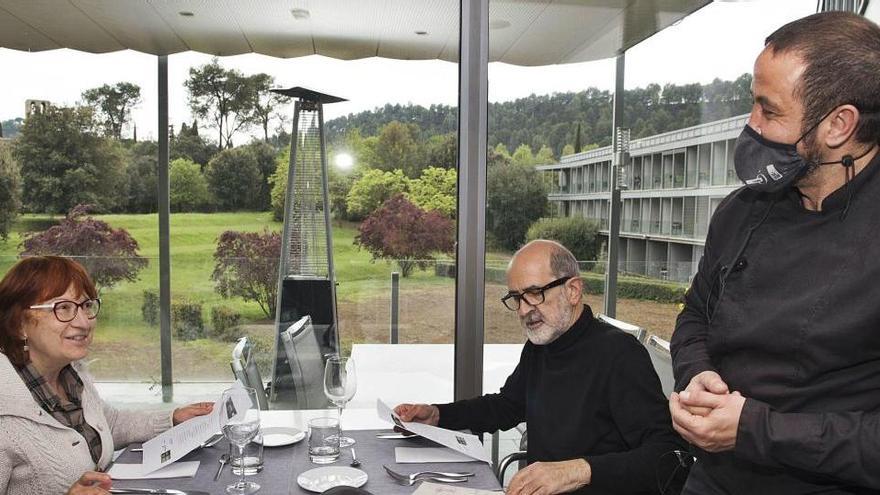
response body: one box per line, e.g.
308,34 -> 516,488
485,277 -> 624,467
297,466 -> 368,493
261,426 -> 305,447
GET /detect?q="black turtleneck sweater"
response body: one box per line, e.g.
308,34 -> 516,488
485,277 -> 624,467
436,306 -> 684,494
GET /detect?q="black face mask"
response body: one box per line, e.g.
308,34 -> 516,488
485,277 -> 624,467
733,110 -> 835,193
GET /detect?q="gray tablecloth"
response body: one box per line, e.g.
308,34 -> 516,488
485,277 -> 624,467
113,429 -> 502,494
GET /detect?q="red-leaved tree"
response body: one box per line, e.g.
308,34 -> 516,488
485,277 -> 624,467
211,230 -> 281,318
355,194 -> 454,277
20,204 -> 147,289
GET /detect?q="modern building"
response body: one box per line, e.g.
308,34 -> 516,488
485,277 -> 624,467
538,114 -> 749,283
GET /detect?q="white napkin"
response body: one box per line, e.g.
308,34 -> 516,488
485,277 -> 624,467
108,461 -> 200,480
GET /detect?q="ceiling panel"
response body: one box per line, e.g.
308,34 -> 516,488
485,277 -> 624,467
1,0 -> 123,53
0,0 -> 711,66
0,6 -> 59,52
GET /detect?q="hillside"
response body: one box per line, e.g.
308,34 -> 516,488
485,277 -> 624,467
327,73 -> 753,156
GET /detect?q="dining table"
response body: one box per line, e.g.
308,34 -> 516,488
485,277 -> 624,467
111,409 -> 504,494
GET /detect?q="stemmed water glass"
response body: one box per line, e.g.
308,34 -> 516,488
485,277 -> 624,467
323,355 -> 357,447
221,387 -> 261,494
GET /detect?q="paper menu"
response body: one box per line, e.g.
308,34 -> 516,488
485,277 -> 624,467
141,384 -> 251,474
376,398 -> 490,463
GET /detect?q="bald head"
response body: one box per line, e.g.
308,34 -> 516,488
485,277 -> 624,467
508,239 -> 580,279
505,240 -> 583,345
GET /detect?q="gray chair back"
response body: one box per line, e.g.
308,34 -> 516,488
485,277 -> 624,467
597,313 -> 648,343
279,315 -> 328,409
645,334 -> 675,397
230,336 -> 270,410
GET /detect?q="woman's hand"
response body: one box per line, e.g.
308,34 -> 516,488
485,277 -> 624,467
66,471 -> 111,494
172,401 -> 214,425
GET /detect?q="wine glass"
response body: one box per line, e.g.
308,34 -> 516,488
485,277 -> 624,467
323,355 -> 357,447
221,387 -> 261,494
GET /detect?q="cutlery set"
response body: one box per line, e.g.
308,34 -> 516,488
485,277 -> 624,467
383,465 -> 475,486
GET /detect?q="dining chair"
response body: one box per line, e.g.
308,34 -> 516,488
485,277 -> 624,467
230,336 -> 270,410
644,334 -> 675,398
597,313 -> 648,344
278,315 -> 329,409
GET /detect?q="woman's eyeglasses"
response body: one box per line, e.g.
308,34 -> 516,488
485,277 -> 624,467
29,298 -> 101,322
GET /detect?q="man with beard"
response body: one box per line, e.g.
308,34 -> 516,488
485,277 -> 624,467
395,240 -> 684,494
670,11 -> 880,494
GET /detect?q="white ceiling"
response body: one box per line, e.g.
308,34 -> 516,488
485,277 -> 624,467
0,0 -> 709,66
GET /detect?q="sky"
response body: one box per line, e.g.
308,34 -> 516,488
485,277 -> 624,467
0,0 -> 816,141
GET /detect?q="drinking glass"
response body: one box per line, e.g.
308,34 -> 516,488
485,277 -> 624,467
323,355 -> 357,447
221,387 -> 261,494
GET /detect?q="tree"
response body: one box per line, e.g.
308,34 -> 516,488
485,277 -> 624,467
212,230 -> 281,318
370,121 -> 421,176
205,147 -> 263,211
561,144 -> 575,156
407,167 -> 456,218
123,141 -> 158,213
171,130 -> 218,168
81,82 -> 142,140
535,145 -> 555,164
574,122 -> 582,153
13,106 -> 127,214
512,144 -> 535,166
346,169 -> 410,220
240,142 -> 279,211
20,204 -> 147,289
487,162 -> 549,251
355,195 -> 454,277
268,146 -> 290,221
185,59 -> 257,149
170,158 -> 211,212
421,132 -> 457,169
248,73 -> 290,143
0,142 -> 21,240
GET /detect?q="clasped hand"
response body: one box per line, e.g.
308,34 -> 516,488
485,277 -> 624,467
669,371 -> 745,452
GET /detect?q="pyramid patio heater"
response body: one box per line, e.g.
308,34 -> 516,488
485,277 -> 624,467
269,87 -> 346,408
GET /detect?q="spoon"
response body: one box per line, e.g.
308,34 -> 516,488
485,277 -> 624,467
213,453 -> 230,481
350,448 -> 361,467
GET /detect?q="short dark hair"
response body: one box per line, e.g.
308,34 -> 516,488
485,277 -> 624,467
766,11 -> 880,145
0,256 -> 97,366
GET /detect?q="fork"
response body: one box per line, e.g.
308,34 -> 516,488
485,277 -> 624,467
383,465 -> 474,485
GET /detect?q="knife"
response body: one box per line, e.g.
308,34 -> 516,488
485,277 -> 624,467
109,489 -> 210,495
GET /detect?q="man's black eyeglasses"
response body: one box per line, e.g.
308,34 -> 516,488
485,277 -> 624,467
501,276 -> 572,311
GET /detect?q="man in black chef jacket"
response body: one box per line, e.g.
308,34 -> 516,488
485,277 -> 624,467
396,239 -> 684,494
670,11 -> 880,494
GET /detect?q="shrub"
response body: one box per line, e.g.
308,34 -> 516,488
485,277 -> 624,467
210,306 -> 243,342
212,230 -> 281,318
142,290 -> 159,326
355,194 -> 454,277
526,216 -> 601,262
20,204 -> 148,289
172,299 -> 205,341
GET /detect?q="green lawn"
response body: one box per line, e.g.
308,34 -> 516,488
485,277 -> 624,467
0,212 -> 480,381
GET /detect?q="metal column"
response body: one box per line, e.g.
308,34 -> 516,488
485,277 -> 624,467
603,54 -> 625,318
157,55 -> 172,400
454,0 -> 489,401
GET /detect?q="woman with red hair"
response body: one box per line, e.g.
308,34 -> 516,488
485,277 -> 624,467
0,256 -> 213,495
